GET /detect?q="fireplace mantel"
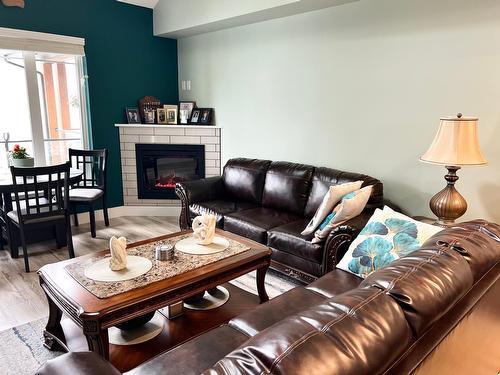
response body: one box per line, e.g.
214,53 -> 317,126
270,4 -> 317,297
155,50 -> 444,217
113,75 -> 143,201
115,124 -> 222,129
117,124 -> 221,208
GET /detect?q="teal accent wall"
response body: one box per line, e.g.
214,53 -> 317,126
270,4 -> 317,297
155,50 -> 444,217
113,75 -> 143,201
0,0 -> 178,208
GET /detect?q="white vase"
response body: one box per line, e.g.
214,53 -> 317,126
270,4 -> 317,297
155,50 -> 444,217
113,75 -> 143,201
11,157 -> 34,167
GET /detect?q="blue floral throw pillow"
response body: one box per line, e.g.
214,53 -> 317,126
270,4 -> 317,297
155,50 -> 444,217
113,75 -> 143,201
336,206 -> 442,278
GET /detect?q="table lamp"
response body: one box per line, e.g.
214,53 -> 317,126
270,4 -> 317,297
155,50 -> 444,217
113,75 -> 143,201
420,113 -> 487,225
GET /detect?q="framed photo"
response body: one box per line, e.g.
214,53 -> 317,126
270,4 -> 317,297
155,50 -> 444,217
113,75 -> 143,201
164,104 -> 178,125
179,101 -> 196,124
126,108 -> 141,124
190,109 -> 201,124
157,108 -> 167,124
144,109 -> 155,124
199,108 -> 213,125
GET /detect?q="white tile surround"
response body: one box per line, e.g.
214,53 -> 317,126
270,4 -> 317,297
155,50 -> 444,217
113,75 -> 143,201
115,124 -> 222,208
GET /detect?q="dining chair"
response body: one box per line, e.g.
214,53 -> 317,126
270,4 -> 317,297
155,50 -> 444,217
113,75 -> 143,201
68,148 -> 109,238
9,162 -> 74,272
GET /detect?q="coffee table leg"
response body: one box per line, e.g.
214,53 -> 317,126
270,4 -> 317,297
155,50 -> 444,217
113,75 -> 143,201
43,292 -> 65,351
256,265 -> 269,303
83,320 -> 110,360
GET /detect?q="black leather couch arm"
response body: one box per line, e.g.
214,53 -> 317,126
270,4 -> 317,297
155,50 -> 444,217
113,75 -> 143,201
322,211 -> 374,273
35,352 -> 121,375
175,177 -> 225,229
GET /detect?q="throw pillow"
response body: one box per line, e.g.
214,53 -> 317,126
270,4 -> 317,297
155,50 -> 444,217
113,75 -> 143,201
336,206 -> 443,278
301,180 -> 363,236
311,185 -> 373,244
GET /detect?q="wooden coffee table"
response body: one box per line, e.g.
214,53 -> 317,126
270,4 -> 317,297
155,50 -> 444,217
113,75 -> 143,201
38,229 -> 271,363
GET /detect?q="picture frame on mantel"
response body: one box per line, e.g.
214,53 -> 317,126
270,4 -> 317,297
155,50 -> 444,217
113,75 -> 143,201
125,108 -> 141,124
199,108 -> 214,125
179,101 -> 196,124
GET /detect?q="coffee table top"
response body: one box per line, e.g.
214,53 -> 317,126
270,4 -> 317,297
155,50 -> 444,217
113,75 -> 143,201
38,229 -> 271,324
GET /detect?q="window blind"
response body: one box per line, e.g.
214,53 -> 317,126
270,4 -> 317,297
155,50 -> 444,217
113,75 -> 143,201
0,27 -> 85,55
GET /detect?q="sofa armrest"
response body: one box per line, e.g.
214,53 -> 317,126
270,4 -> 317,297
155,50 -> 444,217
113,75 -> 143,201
322,211 -> 374,273
35,352 -> 121,375
175,177 -> 225,229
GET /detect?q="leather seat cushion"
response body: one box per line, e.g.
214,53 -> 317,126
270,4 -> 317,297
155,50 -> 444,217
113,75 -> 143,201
229,287 -> 325,337
306,269 -> 362,298
224,207 -> 300,244
261,161 -> 314,215
268,219 -> 322,263
190,200 -> 257,228
126,325 -> 248,375
35,352 -> 120,375
271,248 -> 322,278
69,188 -> 103,201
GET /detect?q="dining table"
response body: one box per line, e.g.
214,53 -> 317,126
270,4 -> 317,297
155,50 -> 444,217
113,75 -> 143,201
0,167 -> 83,258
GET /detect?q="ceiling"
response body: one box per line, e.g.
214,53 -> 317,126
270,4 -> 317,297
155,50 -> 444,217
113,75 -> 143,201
117,0 -> 158,9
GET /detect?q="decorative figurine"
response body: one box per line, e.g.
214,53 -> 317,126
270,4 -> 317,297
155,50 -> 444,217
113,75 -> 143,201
109,236 -> 127,271
192,214 -> 216,245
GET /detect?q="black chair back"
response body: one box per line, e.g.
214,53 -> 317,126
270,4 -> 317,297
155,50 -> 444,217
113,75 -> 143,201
68,148 -> 108,190
10,162 -> 70,224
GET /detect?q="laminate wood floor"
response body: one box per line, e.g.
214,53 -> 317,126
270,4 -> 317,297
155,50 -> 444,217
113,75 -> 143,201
0,216 -> 179,331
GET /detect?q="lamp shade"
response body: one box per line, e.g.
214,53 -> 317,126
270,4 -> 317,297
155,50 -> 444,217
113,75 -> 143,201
420,115 -> 487,166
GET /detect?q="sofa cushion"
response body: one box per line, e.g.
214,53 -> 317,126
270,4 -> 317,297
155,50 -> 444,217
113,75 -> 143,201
190,200 -> 257,228
422,219 -> 500,282
261,161 -> 314,215
222,158 -> 271,204
306,269 -> 362,298
271,248 -> 322,277
268,219 -> 323,263
224,207 -> 300,244
304,166 -> 383,218
337,206 -> 442,278
228,287 -> 325,337
206,288 -> 413,375
127,325 -> 248,375
360,247 -> 473,337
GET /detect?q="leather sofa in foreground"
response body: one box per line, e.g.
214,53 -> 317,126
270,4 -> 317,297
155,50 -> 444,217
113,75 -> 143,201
176,158 -> 383,283
37,220 -> 500,375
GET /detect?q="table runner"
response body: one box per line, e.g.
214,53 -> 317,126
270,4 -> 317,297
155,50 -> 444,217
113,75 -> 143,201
65,233 -> 250,299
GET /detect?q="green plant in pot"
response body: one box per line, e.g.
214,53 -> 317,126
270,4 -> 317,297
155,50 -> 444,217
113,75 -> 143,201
10,144 -> 34,167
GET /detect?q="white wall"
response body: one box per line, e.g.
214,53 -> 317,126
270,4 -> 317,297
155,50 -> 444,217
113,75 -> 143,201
154,0 -> 356,38
178,0 -> 500,223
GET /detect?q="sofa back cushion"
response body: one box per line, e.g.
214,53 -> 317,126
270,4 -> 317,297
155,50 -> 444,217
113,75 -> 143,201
422,220 -> 500,282
304,167 -> 383,218
261,161 -> 314,215
205,288 -> 413,375
222,158 -> 271,204
360,246 -> 473,337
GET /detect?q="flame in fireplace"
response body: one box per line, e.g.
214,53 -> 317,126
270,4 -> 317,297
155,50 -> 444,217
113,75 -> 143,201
154,171 -> 184,189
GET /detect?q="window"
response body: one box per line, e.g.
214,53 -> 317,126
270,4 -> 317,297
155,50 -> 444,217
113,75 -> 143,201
0,28 -> 89,166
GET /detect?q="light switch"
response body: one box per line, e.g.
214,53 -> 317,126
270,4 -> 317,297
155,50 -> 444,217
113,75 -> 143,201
186,80 -> 191,91
181,81 -> 187,90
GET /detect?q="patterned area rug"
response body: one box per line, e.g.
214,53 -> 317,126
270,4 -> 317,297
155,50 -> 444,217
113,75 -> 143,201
0,270 -> 298,375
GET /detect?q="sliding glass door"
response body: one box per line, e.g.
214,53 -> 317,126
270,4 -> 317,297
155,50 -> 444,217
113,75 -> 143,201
0,48 -> 88,167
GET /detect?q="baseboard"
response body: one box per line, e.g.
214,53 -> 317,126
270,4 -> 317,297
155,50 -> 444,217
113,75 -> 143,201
75,205 -> 181,225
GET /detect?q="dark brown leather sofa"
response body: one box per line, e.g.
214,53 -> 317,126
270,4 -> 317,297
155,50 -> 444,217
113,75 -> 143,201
37,220 -> 500,375
175,158 -> 383,283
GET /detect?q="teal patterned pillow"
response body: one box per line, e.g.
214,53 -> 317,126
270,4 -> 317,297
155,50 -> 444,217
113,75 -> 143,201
337,206 -> 442,278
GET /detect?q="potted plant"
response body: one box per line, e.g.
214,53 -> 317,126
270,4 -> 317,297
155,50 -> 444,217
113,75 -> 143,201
9,144 -> 34,167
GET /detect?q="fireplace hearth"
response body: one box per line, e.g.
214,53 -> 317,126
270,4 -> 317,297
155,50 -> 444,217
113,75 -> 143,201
136,144 -> 205,200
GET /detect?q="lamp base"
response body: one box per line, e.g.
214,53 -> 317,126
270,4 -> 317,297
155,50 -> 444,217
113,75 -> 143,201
429,166 -> 467,226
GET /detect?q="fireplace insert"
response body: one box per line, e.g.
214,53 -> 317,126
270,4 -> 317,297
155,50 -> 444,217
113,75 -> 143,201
135,144 -> 205,199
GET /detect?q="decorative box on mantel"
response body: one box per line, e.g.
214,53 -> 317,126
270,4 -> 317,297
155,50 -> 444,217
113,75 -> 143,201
115,124 -> 222,207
